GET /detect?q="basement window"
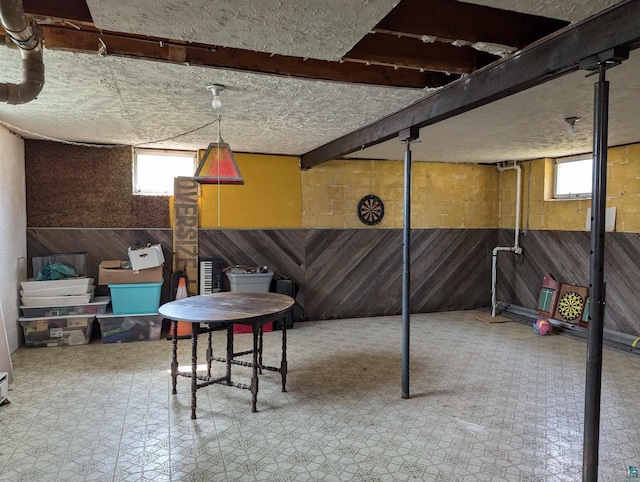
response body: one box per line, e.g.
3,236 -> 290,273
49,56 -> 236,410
554,155 -> 593,199
133,149 -> 197,195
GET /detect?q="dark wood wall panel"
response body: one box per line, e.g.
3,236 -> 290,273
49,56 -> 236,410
411,229 -> 497,312
25,141 -> 169,228
198,230 -> 306,321
304,229 -> 497,320
496,229 -> 640,335
27,229 -> 174,303
304,229 -> 402,320
27,228 -> 498,322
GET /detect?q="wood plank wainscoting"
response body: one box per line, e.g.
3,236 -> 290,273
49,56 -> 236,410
495,229 -> 640,336
27,228 -> 497,321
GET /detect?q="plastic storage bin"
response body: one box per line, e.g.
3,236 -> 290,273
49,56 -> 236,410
19,314 -> 94,347
21,296 -> 110,318
227,271 -> 274,333
21,278 -> 94,296
108,282 -> 163,315
97,312 -> 162,343
226,271 -> 274,293
21,289 -> 95,307
32,252 -> 88,279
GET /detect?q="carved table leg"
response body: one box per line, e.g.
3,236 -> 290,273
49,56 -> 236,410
171,320 -> 178,395
206,328 -> 213,378
251,323 -> 259,413
258,327 -> 264,374
226,325 -> 233,384
191,322 -> 198,420
281,312 -> 288,392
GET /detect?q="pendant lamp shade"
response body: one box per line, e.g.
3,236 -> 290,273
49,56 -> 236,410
194,140 -> 244,185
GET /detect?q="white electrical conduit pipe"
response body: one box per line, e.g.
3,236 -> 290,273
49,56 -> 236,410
0,0 -> 44,105
491,161 -> 523,317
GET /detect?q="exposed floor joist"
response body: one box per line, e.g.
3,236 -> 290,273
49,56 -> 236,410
38,26 -> 458,89
344,33 -> 497,74
300,0 -> 640,169
17,0 -> 566,90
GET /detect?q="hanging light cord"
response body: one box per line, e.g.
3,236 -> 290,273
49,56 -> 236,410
216,109 -> 222,227
0,117 -> 217,148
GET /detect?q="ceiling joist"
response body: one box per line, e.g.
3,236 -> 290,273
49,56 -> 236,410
299,0 -> 640,169
344,33 -> 498,74
18,0 -> 568,92
40,26 -> 456,89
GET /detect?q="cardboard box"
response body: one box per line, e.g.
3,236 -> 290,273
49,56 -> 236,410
127,244 -> 165,271
98,260 -> 163,285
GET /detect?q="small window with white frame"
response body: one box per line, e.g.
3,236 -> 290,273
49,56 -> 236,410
554,155 -> 593,199
133,149 -> 197,195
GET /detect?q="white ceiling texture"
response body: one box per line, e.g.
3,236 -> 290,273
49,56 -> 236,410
0,0 -> 634,164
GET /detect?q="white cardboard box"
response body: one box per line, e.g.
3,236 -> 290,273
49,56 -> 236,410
127,244 -> 165,271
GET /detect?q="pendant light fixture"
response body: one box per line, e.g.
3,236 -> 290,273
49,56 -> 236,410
194,84 -> 244,185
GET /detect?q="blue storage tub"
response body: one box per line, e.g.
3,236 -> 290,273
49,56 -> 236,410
108,282 -> 162,315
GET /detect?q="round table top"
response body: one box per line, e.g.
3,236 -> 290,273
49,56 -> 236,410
158,291 -> 294,323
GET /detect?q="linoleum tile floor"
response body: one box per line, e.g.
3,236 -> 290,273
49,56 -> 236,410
1,311 -> 639,482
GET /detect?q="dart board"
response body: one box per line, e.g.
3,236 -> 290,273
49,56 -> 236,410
556,291 -> 584,322
357,195 -> 384,225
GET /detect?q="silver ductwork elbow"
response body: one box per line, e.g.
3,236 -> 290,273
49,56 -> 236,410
0,0 -> 45,105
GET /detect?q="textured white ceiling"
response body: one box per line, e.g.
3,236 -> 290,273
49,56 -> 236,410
86,0 -> 398,61
0,49 -> 427,154
0,0 -> 637,165
464,0 -> 624,22
350,49 -> 640,162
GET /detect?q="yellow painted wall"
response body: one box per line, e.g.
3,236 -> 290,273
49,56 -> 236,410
198,153 -> 302,228
498,143 -> 640,233
301,160 -> 499,228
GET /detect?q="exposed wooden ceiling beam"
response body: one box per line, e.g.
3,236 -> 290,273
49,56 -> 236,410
344,33 -> 498,74
40,26 -> 458,89
23,0 -> 93,24
300,0 -> 640,169
374,0 -> 569,50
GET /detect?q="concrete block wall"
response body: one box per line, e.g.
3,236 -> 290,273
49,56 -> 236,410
301,160 -> 500,229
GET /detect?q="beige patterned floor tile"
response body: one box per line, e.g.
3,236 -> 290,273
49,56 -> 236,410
2,313 -> 640,480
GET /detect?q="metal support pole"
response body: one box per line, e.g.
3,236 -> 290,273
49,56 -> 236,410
583,63 -> 609,482
402,140 -> 412,399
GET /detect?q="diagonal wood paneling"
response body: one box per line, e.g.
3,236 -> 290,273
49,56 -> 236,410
198,230 -> 305,283
305,229 -> 497,320
496,229 -> 640,336
198,230 -> 306,321
27,228 -> 499,323
411,229 -> 496,313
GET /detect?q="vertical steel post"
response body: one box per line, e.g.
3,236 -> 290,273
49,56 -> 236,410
583,63 -> 609,482
402,141 -> 412,399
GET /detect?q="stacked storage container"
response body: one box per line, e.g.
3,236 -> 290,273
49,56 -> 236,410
226,266 -> 274,333
18,253 -> 107,347
96,244 -> 165,343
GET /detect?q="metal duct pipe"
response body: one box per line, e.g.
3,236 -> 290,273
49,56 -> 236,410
0,0 -> 44,105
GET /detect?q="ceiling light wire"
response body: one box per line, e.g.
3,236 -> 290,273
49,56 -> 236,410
0,118 -> 217,148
